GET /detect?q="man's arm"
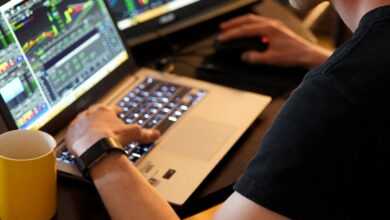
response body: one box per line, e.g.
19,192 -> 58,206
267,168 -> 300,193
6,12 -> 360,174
90,154 -> 179,220
214,192 -> 289,220
91,153 -> 288,220
89,149 -> 287,220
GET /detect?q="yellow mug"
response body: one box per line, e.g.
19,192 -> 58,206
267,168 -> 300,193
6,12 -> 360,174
0,130 -> 57,220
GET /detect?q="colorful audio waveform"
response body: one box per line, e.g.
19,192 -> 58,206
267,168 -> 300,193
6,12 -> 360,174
64,2 -> 93,24
21,1 -> 94,53
0,56 -> 24,75
22,30 -> 56,52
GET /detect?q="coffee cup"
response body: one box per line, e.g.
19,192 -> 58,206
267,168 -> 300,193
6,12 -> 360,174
0,130 -> 57,220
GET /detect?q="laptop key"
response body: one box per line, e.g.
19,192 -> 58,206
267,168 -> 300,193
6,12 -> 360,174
140,143 -> 154,152
156,117 -> 176,134
179,105 -> 189,111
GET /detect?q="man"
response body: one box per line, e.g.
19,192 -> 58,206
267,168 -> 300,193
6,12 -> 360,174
65,0 -> 390,219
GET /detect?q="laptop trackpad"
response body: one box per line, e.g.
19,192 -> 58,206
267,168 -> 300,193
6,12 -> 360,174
159,117 -> 236,162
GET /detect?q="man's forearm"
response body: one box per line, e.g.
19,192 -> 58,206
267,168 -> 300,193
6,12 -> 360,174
90,153 -> 180,220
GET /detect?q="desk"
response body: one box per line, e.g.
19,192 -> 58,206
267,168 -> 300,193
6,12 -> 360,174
56,1 -> 308,219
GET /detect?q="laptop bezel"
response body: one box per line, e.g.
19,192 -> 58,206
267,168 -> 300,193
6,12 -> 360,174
0,0 -> 139,135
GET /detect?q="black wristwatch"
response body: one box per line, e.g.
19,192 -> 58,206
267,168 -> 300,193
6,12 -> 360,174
75,137 -> 126,180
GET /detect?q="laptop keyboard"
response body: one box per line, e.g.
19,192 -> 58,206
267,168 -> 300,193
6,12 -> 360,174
57,77 -> 207,165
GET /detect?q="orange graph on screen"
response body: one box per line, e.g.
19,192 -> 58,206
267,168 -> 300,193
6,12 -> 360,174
22,31 -> 56,52
0,59 -> 17,75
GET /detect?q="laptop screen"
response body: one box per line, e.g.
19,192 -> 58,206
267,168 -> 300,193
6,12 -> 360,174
0,0 -> 129,129
108,0 -> 201,31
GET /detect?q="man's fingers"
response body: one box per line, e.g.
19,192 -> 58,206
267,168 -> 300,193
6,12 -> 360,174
220,14 -> 266,31
87,104 -> 107,115
86,105 -> 98,115
116,125 -> 160,145
218,23 -> 271,42
86,104 -> 119,117
241,51 -> 275,65
112,105 -> 122,114
137,129 -> 161,144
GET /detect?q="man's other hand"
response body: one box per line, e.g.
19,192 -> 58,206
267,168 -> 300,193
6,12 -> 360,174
65,104 -> 160,157
218,14 -> 332,68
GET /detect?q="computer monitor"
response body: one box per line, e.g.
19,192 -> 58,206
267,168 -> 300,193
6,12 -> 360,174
0,0 -> 131,130
106,0 -> 259,46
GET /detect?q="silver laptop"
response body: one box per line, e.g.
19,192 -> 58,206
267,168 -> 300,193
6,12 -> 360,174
0,0 -> 271,205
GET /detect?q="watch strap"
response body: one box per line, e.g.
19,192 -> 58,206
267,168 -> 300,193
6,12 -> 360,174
75,137 -> 126,180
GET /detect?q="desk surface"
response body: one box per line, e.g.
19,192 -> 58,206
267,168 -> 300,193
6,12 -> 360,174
55,1 -> 308,219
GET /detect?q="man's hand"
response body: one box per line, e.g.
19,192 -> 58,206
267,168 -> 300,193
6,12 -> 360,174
218,14 -> 332,68
65,104 -> 160,157
65,105 -> 179,220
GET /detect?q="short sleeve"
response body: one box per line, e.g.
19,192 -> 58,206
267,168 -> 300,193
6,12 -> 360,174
234,74 -> 357,220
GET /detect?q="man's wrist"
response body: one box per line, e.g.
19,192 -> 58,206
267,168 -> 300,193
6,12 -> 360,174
71,130 -> 113,157
301,43 -> 332,69
90,152 -> 130,181
73,137 -> 126,180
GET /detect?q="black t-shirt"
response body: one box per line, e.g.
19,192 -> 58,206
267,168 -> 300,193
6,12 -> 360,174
234,6 -> 390,220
